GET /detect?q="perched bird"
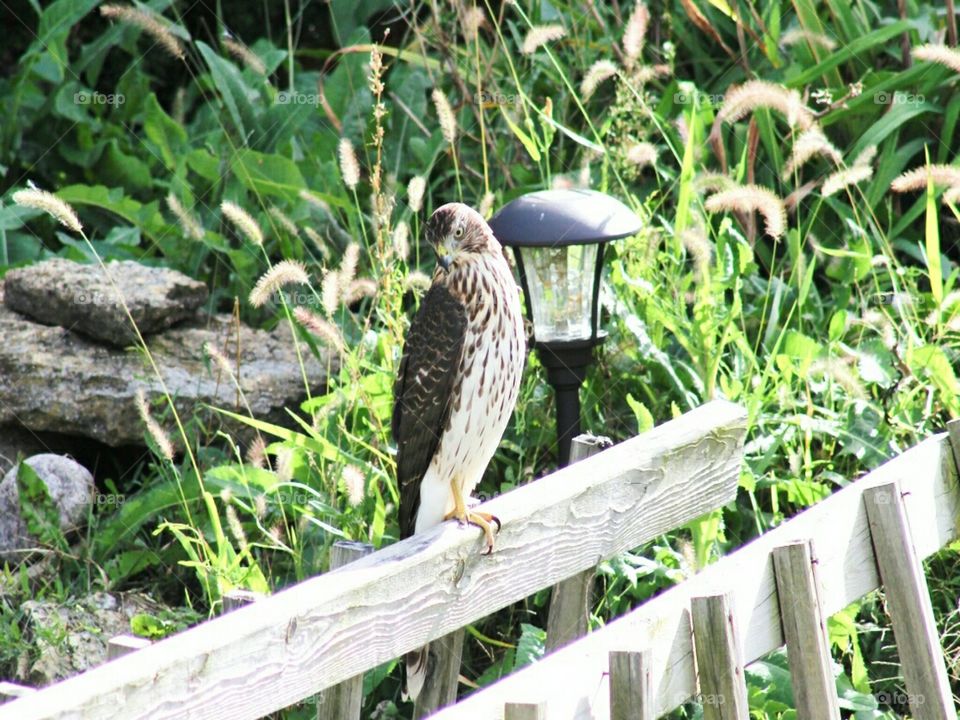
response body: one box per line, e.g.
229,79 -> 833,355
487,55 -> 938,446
392,202 -> 526,701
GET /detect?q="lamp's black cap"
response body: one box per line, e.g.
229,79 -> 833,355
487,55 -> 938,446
488,189 -> 642,247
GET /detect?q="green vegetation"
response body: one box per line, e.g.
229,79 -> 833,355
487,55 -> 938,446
2,0 -> 960,716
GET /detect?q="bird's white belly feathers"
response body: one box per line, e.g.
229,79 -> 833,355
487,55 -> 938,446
414,294 -> 524,533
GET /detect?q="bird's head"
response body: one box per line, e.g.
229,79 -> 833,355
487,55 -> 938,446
425,203 -> 501,272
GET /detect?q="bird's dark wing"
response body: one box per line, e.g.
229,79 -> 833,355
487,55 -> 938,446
393,284 -> 468,539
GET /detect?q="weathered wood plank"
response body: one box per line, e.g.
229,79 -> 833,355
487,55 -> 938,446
690,593 -> 748,720
316,541 -> 375,720
0,399 -> 747,720
504,701 -> 546,720
221,589 -> 265,613
771,541 -> 839,720
0,682 -> 36,701
106,635 -> 151,661
545,434 -> 612,653
863,484 -> 956,720
413,629 -> 465,718
434,432 -> 959,720
608,650 -> 653,720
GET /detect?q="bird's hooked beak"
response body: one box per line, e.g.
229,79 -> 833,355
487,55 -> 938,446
438,254 -> 453,272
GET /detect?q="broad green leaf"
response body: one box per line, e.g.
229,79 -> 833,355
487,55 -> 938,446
231,149 -> 306,199
498,106 -> 541,162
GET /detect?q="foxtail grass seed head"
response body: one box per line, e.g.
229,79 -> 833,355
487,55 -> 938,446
222,37 -> 266,75
680,227 -> 712,280
321,270 -> 340,316
781,126 -> 842,178
165,193 -> 203,240
822,165 -> 873,197
626,142 -> 658,168
853,145 -> 877,168
944,186 -> 960,206
890,164 -> 960,192
407,175 -> 426,212
462,7 -> 486,42
392,220 -> 410,260
299,189 -> 332,214
338,137 -> 360,190
135,389 -> 174,461
268,206 -> 299,237
581,60 -> 618,100
913,44 -> 960,74
623,3 -> 650,64
521,24 -> 566,55
718,80 -> 815,130
254,493 -> 268,519
432,89 -> 457,144
345,278 -> 377,305
341,465 -> 365,507
304,227 -> 330,260
705,184 -> 787,238
780,28 -> 837,50
248,260 -> 310,308
339,242 -> 360,290
225,504 -> 250,554
247,435 -> 267,469
478,191 -> 495,219
221,201 -> 263,246
694,172 -> 736,193
405,270 -> 432,293
204,342 -> 235,377
275,447 -> 294,484
293,306 -> 346,352
13,188 -> 83,233
100,4 -> 184,60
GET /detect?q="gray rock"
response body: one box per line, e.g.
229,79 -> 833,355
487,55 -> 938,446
0,295 -> 332,447
3,258 -> 208,346
19,592 -> 169,685
0,454 -> 95,560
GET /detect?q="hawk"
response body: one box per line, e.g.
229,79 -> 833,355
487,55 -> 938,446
392,202 -> 526,701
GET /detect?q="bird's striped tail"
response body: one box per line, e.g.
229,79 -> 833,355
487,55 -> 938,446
403,644 -> 430,702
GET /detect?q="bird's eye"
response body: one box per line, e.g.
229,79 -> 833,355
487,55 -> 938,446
454,226 -> 464,239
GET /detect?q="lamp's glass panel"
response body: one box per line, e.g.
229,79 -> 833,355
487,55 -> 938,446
522,244 -> 598,342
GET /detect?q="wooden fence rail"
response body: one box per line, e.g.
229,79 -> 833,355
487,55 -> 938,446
0,399 -> 747,720
433,427 -> 960,719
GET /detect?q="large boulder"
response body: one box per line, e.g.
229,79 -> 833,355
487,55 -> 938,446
3,258 -> 208,346
0,453 -> 95,561
0,293 -> 332,447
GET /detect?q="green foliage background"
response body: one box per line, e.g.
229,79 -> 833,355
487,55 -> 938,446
2,0 -> 960,717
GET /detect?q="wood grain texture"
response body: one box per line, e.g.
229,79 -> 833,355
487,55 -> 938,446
316,541 -> 374,720
545,434 -> 613,653
106,635 -> 151,661
221,589 -> 264,613
433,433 -> 959,720
690,593 -> 748,720
0,400 -> 747,720
608,650 -> 653,720
863,484 -> 956,720
771,541 -> 839,720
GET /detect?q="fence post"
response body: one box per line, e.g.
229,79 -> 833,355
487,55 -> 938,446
504,700 -> 546,720
545,434 -> 613,653
106,634 -> 151,661
863,483 -> 956,720
608,649 -> 654,720
690,591 -> 749,720
771,540 -> 840,720
412,629 -> 465,718
222,589 -> 265,613
316,541 -> 375,720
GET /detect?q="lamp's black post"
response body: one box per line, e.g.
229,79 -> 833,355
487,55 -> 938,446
489,190 -> 641,466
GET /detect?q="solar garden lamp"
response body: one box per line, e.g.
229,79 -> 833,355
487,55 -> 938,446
488,189 -> 642,467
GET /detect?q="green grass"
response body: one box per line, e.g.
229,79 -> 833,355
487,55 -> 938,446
1,0 -> 959,716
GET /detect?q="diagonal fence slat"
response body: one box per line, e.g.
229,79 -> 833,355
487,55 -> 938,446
434,431 -> 959,719
1,400 -> 747,720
